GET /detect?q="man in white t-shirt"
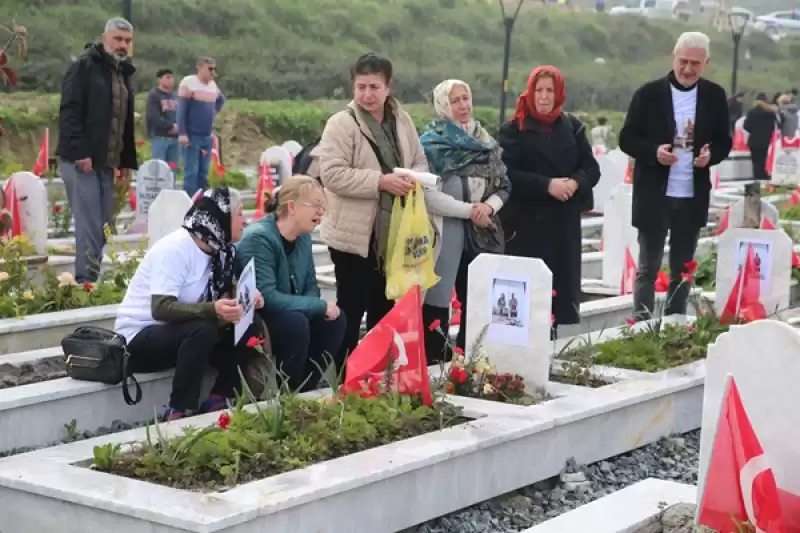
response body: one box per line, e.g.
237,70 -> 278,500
619,32 -> 732,321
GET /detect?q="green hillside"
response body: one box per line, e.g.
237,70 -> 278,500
2,0 -> 799,112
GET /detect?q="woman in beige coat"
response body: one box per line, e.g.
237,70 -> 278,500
313,53 -> 457,361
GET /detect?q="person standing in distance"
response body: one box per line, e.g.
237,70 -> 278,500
56,17 -> 138,283
177,56 -> 226,197
619,32 -> 731,321
147,68 -> 180,168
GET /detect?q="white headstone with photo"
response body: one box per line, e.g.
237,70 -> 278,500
147,190 -> 193,249
129,159 -> 175,234
282,140 -> 303,158
592,153 -> 627,215
261,146 -> 293,185
9,171 -> 49,254
466,253 -> 552,389
601,183 -> 637,290
697,320 -> 800,515
714,227 -> 792,317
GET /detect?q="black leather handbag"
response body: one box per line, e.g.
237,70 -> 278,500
61,326 -> 142,406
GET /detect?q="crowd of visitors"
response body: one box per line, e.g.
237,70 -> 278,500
58,18 -> 737,420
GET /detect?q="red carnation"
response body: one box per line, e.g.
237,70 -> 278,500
246,336 -> 263,348
449,366 -> 468,384
218,412 -> 231,429
428,319 -> 441,332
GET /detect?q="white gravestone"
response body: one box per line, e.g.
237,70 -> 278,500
147,190 -> 193,249
128,160 -> 175,234
601,183 -> 637,290
261,146 -> 293,186
9,171 -> 49,254
466,253 -> 552,389
727,198 -> 779,229
282,140 -> 303,158
592,153 -> 627,215
714,227 -> 792,317
698,320 -> 800,523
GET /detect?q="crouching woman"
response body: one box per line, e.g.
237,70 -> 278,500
115,187 -> 266,421
236,176 -> 347,392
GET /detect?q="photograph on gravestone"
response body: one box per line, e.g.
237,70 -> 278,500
488,275 -> 530,347
734,238 -> 772,294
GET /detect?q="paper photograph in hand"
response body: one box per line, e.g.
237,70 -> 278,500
234,258 -> 256,345
488,276 -> 529,347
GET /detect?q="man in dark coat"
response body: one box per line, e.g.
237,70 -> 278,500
619,31 -> 732,321
56,17 -> 138,283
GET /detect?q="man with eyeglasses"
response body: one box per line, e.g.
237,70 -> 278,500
56,17 -> 138,283
177,56 -> 226,197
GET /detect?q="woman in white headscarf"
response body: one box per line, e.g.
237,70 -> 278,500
420,79 -> 511,363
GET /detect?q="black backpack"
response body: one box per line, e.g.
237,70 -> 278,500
291,108 -> 368,178
292,137 -> 321,176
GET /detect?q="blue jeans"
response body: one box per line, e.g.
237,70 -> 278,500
182,135 -> 212,197
259,310 -> 347,392
151,137 -> 180,168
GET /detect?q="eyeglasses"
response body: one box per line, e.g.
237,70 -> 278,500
299,201 -> 326,212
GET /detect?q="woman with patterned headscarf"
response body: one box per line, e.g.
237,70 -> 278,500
420,79 -> 511,362
498,66 -> 600,339
115,187 -> 267,421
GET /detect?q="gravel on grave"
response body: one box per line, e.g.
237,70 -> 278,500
414,430 -> 700,533
0,357 -> 66,389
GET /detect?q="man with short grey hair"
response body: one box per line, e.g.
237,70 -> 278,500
619,31 -> 732,321
56,17 -> 138,283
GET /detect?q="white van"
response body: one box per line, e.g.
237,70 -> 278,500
609,0 -> 691,21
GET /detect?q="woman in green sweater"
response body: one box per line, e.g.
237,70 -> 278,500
236,176 -> 346,391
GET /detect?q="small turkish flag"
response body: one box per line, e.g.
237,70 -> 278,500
341,286 -> 432,406
620,246 -> 637,296
721,244 -> 766,323
697,375 -> 787,533
32,128 -> 49,177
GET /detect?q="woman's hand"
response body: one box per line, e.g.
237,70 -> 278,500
325,301 -> 341,321
471,203 -> 493,227
254,290 -> 264,310
215,298 -> 243,323
547,178 -> 576,202
379,173 -> 415,196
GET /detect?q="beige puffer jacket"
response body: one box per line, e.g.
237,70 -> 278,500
313,100 -> 433,258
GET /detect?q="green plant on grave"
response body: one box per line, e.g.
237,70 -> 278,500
561,265 -> 737,372
49,197 -> 71,238
428,321 -> 548,405
90,362 -> 466,492
208,167 -> 249,191
660,247 -> 718,292
780,202 -> 800,221
0,230 -> 140,318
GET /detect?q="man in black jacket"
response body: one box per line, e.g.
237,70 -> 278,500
619,31 -> 732,321
56,17 -> 138,283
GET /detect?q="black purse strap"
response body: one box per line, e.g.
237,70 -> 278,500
121,345 -> 142,406
345,107 -> 395,175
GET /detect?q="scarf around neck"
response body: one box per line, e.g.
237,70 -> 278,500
420,118 -> 496,176
182,187 -> 236,301
513,65 -> 566,129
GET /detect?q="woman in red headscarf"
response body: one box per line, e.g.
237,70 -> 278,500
498,66 -> 600,339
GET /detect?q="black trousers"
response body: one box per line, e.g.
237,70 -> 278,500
633,198 -> 701,320
423,250 -> 471,364
128,319 -> 261,411
259,309 -> 347,391
329,245 -> 393,362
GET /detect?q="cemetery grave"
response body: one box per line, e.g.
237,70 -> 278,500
0,148 -> 795,532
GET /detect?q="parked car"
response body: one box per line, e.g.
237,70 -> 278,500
753,10 -> 800,39
609,0 -> 691,21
